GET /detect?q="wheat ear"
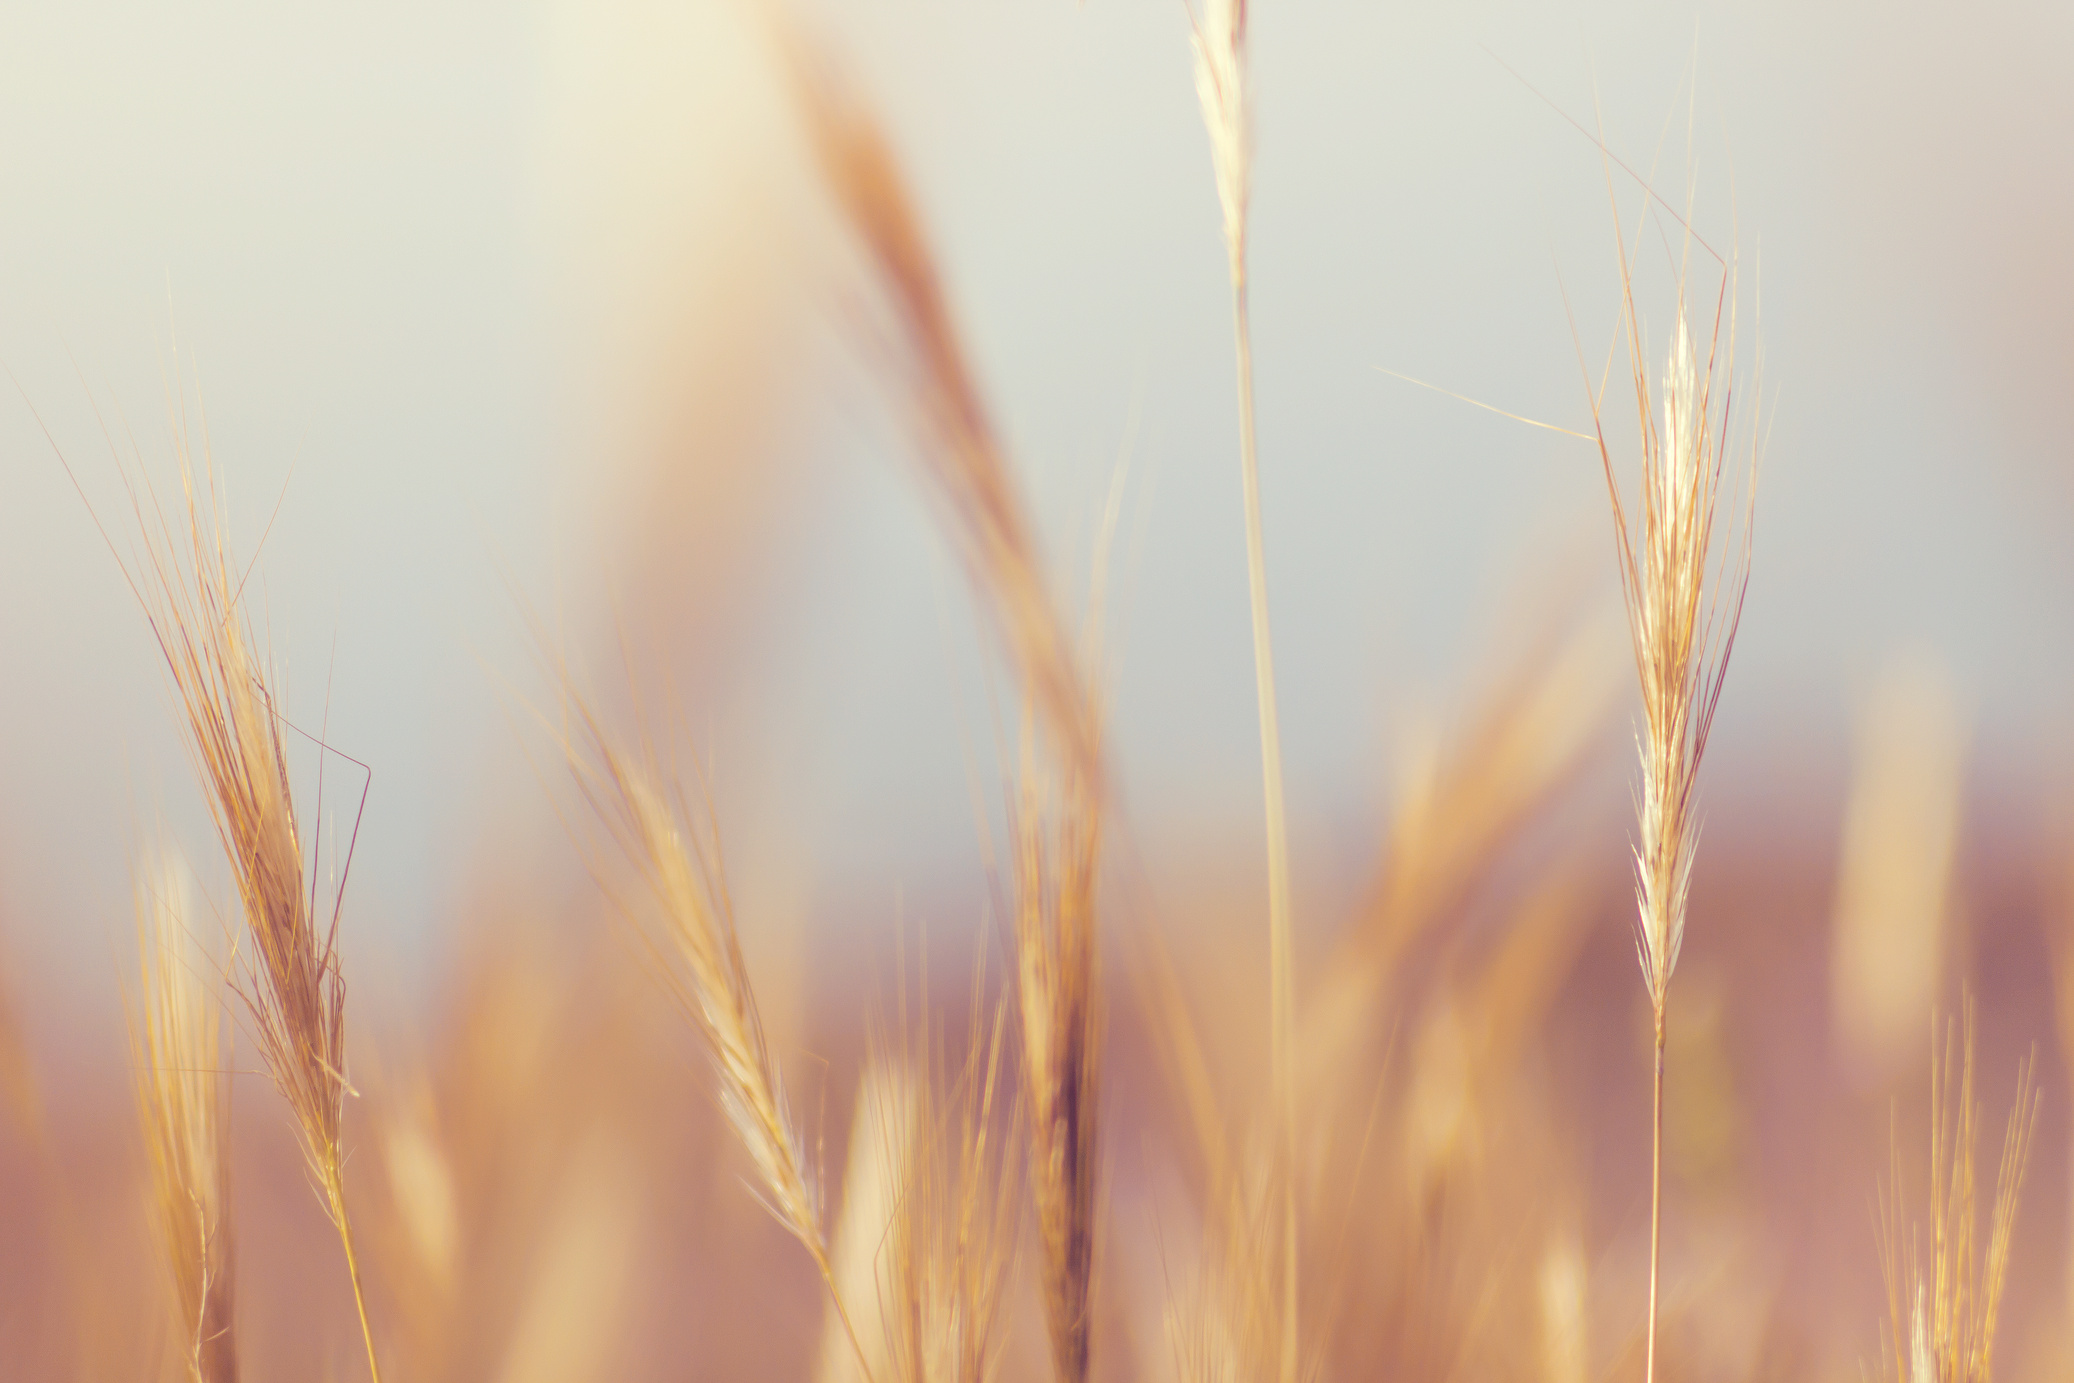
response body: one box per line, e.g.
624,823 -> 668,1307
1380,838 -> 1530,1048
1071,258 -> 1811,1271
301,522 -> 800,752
1880,1004 -> 2040,1383
121,446 -> 381,1383
1589,196 -> 1755,1381
559,692 -> 874,1380
780,45 -> 1108,1381
882,991 -> 1023,1383
131,850 -> 238,1383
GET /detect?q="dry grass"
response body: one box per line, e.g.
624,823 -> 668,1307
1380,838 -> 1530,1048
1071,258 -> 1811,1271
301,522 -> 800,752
781,40 -> 1112,1383
555,687 -> 872,1374
1188,5 -> 1300,1379
879,991 -> 1023,1383
18,14 -> 2074,1383
1589,174 -> 1758,1382
130,849 -> 237,1383
99,429 -> 381,1382
1881,1006 -> 2042,1383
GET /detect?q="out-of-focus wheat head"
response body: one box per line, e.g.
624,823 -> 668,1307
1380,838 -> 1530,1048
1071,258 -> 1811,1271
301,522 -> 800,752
784,38 -> 1098,786
1539,1231 -> 1589,1383
781,42 -> 1111,1382
1299,606 -> 1621,1100
131,848 -> 237,1383
879,997 -> 1023,1383
1008,726 -> 1104,1383
1831,653 -> 1966,1079
492,1135 -> 641,1383
1188,0 -> 1250,269
369,1075 -> 460,1377
1880,1006 -> 2041,1383
1597,293 -> 1755,1018
2051,845 -> 2074,1335
557,686 -> 876,1373
819,1060 -> 916,1383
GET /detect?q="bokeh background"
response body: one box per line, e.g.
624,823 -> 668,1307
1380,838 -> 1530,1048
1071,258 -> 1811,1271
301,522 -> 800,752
0,0 -> 2070,1378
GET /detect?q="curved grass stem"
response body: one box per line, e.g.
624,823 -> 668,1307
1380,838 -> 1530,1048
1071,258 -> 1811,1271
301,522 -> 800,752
328,1161 -> 383,1383
1228,262 -> 1298,1383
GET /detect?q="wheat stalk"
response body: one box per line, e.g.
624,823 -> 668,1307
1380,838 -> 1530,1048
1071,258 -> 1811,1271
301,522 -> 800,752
115,441 -> 382,1383
131,849 -> 238,1383
779,42 -> 1109,1381
1587,185 -> 1756,1380
1186,4 -> 1298,1378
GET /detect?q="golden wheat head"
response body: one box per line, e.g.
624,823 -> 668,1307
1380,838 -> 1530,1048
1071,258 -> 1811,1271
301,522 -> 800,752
1596,282 -> 1756,1019
118,439 -> 382,1382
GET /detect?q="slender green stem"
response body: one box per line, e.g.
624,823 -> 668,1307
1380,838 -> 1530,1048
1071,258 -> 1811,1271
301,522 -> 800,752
1227,257 -> 1298,1383
1645,1009 -> 1665,1383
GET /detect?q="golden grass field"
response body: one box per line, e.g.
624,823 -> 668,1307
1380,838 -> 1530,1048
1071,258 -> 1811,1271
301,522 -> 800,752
1,4 -> 2070,1382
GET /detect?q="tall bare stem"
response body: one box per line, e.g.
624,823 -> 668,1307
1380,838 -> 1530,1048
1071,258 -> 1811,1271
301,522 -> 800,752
1190,5 -> 1296,1377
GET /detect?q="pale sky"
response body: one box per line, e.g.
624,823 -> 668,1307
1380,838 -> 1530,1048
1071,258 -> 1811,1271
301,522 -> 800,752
1,0 -> 2070,1020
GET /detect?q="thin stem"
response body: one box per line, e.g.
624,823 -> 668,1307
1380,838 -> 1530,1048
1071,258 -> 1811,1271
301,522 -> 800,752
809,1242 -> 879,1383
1228,261 -> 1298,1383
328,1162 -> 383,1383
1645,1009 -> 1666,1383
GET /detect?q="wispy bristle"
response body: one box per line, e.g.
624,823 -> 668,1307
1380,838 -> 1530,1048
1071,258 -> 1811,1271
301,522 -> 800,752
131,849 -> 237,1383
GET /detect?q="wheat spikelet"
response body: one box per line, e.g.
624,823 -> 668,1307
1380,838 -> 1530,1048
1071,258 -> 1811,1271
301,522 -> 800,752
1880,1004 -> 2041,1383
117,439 -> 383,1382
1598,300 -> 1753,1023
881,995 -> 1023,1383
130,849 -> 237,1383
558,689 -> 875,1377
1004,724 -> 1103,1383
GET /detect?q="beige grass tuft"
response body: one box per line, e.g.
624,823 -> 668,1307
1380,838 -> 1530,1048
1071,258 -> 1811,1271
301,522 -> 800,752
131,849 -> 237,1383
881,994 -> 1023,1383
1881,1005 -> 2040,1383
